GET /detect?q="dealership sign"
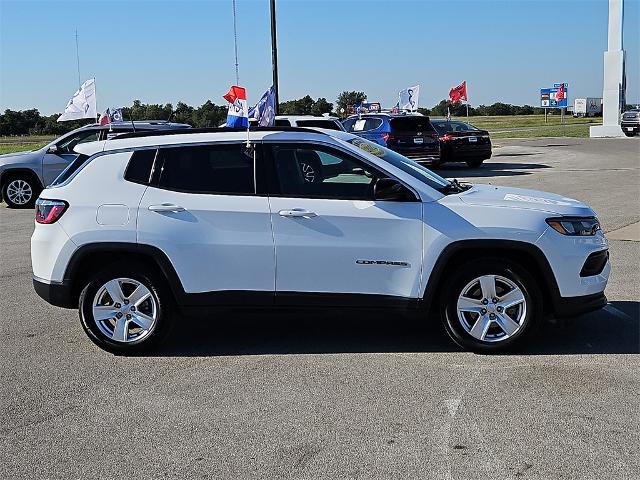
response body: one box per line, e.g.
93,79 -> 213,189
540,83 -> 568,108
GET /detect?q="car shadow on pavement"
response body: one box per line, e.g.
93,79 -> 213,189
523,301 -> 639,355
436,162 -> 551,178
152,301 -> 639,357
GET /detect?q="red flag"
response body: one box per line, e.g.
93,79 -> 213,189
99,109 -> 111,125
556,83 -> 565,102
449,81 -> 467,103
223,85 -> 246,104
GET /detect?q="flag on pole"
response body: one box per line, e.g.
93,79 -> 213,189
223,85 -> 249,128
399,85 -> 420,111
248,86 -> 276,126
99,107 -> 124,125
449,81 -> 468,104
57,78 -> 97,122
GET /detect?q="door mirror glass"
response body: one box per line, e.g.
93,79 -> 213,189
47,145 -> 58,154
374,177 -> 415,201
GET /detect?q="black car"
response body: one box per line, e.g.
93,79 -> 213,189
621,109 -> 640,137
431,119 -> 492,168
343,113 -> 440,165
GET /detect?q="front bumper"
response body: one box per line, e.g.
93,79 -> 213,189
621,121 -> 640,130
552,291 -> 607,318
33,276 -> 74,308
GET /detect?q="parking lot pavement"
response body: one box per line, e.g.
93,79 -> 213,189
1,137 -> 639,479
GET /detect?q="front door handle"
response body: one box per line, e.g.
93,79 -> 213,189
278,208 -> 317,218
148,203 -> 186,213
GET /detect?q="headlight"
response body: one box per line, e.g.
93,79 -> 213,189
546,217 -> 600,236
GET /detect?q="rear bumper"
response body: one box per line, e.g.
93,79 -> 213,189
552,292 -> 607,318
33,276 -> 74,308
620,122 -> 639,129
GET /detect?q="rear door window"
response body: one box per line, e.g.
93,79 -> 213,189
274,119 -> 291,127
349,118 -> 383,132
124,149 -> 157,185
157,144 -> 255,195
390,117 -> 436,134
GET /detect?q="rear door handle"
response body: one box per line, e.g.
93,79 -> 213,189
148,203 -> 186,213
278,208 -> 317,218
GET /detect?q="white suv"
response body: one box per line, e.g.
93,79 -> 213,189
31,127 -> 610,354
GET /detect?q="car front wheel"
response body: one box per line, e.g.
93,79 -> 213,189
2,175 -> 40,208
440,259 -> 541,352
79,266 -> 172,354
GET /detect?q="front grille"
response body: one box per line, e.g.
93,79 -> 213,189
580,250 -> 609,277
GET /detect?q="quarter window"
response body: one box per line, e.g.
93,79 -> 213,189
124,149 -> 157,185
158,144 -> 255,195
270,145 -> 382,200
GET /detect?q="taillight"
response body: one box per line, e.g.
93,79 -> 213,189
381,133 -> 390,143
440,134 -> 454,141
35,199 -> 67,224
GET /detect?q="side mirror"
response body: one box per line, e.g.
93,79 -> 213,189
374,177 -> 415,201
47,145 -> 58,155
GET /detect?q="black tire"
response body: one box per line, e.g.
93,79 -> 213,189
2,173 -> 41,208
79,264 -> 173,354
465,158 -> 484,168
440,258 -> 542,353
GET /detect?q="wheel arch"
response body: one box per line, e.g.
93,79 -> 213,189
422,239 -> 560,314
0,167 -> 43,188
1,168 -> 44,201
64,243 -> 186,307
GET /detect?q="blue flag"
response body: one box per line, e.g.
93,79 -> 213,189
249,86 -> 276,127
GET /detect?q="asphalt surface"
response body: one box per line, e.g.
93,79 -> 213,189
1,137 -> 639,479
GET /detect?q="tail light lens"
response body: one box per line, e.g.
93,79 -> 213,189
440,134 -> 454,141
35,199 -> 68,224
381,133 -> 390,143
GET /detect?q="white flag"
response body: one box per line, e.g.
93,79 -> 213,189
57,78 -> 97,122
399,85 -> 420,111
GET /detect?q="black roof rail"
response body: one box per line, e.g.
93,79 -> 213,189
114,126 -> 329,140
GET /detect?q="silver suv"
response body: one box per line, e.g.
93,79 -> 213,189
0,121 -> 190,208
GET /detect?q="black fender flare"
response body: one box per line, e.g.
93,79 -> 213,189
421,239 -> 561,312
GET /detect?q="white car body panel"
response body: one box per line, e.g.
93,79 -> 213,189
269,197 -> 423,297
137,187 -> 275,294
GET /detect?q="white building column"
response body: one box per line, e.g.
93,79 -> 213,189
591,0 -> 626,138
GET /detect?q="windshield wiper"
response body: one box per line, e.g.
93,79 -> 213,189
441,178 -> 471,194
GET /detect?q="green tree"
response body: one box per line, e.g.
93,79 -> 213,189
336,91 -> 367,118
311,97 -> 333,116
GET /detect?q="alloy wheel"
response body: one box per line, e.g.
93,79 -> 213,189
6,179 -> 33,206
92,278 -> 158,343
456,274 -> 527,343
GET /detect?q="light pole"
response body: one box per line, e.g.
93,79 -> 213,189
270,0 -> 279,114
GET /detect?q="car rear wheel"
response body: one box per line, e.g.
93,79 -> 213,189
465,158 -> 484,168
2,175 -> 41,208
79,266 -> 172,354
440,258 -> 541,353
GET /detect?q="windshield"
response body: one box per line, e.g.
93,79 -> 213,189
345,137 -> 450,191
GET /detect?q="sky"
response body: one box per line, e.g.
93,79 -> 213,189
0,0 -> 638,115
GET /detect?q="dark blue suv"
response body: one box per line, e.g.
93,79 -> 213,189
343,113 -> 440,165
